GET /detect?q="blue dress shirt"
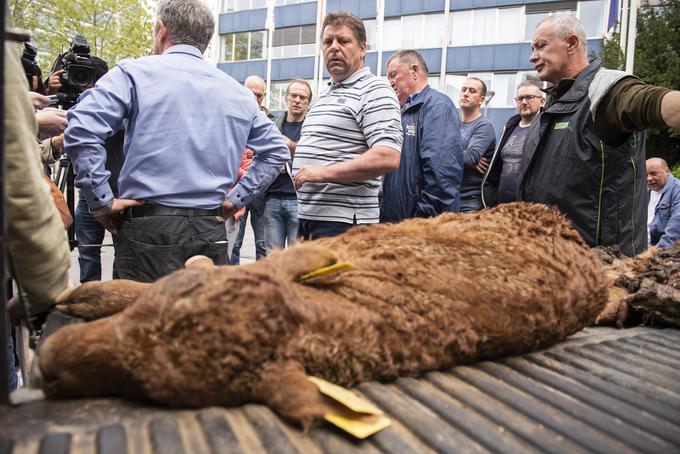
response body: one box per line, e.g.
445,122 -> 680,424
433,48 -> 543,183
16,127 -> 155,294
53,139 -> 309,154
64,45 -> 289,210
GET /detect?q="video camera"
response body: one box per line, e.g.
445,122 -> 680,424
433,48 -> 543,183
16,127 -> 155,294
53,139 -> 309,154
52,35 -> 102,108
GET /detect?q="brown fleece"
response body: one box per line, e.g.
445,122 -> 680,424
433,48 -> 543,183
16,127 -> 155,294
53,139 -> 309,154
40,202 -> 608,430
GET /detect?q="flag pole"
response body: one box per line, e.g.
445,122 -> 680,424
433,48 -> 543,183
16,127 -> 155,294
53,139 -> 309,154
375,0 -> 385,78
265,0 -> 275,108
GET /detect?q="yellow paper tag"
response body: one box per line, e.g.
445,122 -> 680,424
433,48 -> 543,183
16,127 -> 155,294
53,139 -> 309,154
298,262 -> 353,281
325,413 -> 392,440
309,376 -> 382,415
309,376 -> 391,439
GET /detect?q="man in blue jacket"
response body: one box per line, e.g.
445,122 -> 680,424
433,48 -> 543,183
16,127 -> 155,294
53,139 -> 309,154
381,50 -> 463,222
647,158 -> 680,248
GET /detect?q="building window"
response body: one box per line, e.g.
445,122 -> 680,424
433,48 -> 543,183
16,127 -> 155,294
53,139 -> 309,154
450,7 -> 523,46
524,1 -> 577,40
269,78 -> 315,111
437,72 -> 541,107
222,0 -> 268,12
364,19 -> 376,50
578,0 -> 605,37
271,25 -> 316,58
222,30 -> 268,62
381,14 -> 446,51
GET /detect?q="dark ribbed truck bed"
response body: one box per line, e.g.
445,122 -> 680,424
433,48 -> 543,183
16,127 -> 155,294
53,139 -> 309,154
2,327 -> 679,453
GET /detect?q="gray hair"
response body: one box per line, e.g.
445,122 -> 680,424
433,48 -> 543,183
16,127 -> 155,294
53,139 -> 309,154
538,14 -> 588,53
386,50 -> 429,76
516,80 -> 543,92
244,75 -> 266,91
156,0 -> 214,53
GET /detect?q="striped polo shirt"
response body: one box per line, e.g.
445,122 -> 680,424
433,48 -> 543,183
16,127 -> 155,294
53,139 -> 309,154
292,67 -> 403,224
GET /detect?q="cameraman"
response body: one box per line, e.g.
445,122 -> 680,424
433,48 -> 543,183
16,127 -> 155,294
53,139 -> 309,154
50,47 -> 124,282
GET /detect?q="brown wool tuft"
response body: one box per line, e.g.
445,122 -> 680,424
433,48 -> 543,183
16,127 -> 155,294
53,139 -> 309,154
39,202 -> 608,428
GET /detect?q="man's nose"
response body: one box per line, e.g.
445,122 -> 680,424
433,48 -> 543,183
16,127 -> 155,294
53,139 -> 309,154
529,49 -> 539,62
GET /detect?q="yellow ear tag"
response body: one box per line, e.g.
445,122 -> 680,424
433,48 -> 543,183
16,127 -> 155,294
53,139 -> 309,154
309,376 -> 391,439
298,262 -> 353,282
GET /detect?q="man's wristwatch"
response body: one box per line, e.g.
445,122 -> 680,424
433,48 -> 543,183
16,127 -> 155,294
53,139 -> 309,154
90,199 -> 114,217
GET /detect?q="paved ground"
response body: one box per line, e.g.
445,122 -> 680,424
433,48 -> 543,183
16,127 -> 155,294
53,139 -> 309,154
68,224 -> 257,284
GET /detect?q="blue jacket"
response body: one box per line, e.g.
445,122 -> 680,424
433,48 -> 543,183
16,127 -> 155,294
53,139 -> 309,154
649,174 -> 680,248
380,86 -> 464,222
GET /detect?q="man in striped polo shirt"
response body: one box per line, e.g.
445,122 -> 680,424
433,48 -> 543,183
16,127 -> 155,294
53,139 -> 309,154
293,11 -> 403,240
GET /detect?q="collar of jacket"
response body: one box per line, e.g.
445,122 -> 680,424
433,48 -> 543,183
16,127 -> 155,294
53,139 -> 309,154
660,174 -> 678,196
402,85 -> 432,113
543,58 -> 602,110
163,44 -> 204,59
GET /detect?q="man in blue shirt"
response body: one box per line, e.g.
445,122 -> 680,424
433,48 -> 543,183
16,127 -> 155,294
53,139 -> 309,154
64,0 -> 289,282
647,158 -> 680,249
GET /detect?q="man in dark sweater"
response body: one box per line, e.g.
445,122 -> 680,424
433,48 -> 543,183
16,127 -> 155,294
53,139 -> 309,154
262,79 -> 312,254
482,80 -> 544,207
459,77 -> 496,213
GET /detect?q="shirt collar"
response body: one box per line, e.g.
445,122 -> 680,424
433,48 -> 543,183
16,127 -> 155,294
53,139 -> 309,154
404,85 -> 428,108
330,66 -> 371,87
163,44 -> 204,59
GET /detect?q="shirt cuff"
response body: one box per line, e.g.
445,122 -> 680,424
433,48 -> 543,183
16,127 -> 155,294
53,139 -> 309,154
226,185 -> 249,209
84,182 -> 115,210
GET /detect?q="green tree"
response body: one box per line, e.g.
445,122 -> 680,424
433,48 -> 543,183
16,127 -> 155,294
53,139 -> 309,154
11,0 -> 154,75
601,0 -> 680,165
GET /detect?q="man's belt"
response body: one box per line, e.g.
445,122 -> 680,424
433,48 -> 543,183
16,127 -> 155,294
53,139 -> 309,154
126,204 -> 223,219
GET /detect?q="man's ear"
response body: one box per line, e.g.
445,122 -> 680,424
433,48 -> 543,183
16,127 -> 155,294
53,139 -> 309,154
156,20 -> 168,40
566,34 -> 580,55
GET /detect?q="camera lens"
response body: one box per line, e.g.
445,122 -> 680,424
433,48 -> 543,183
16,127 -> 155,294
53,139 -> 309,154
68,64 -> 95,87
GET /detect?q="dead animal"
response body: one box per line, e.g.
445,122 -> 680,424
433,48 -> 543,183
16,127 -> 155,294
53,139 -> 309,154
38,202 -> 608,430
596,245 -> 680,327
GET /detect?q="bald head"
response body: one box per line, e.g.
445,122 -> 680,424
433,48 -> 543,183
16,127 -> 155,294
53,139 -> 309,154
244,75 -> 266,107
647,158 -> 670,192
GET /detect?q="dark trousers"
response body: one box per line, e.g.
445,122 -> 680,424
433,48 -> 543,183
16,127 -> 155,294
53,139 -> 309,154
298,219 -> 354,240
75,199 -> 106,283
459,194 -> 483,213
114,209 -> 228,283
230,210 -> 265,265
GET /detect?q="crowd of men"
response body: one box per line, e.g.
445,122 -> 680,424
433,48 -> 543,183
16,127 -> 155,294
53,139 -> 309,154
4,0 -> 680,391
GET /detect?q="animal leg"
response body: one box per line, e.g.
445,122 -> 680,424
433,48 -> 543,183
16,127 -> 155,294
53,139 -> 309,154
55,280 -> 149,320
251,361 -> 328,432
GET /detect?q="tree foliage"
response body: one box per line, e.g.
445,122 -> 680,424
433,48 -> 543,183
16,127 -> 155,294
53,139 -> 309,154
10,0 -> 154,75
601,0 -> 680,165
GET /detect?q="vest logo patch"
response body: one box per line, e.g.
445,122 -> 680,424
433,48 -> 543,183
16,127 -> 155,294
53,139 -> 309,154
406,122 -> 416,137
554,121 -> 569,130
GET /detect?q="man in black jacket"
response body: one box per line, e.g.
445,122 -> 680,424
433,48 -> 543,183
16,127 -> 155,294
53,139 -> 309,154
482,80 -> 544,207
518,14 -> 680,256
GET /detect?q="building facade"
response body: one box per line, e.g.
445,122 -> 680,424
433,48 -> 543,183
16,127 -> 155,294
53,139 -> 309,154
214,0 -> 609,134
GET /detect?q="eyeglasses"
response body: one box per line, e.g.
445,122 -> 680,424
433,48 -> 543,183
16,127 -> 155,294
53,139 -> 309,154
514,95 -> 542,103
287,93 -> 310,101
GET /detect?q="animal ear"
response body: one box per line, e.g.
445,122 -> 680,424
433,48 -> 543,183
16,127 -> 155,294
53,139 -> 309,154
251,361 -> 327,432
267,243 -> 339,281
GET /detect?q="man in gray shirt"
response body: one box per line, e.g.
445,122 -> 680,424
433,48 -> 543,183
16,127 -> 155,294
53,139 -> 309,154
482,80 -> 545,207
458,77 -> 496,212
293,11 -> 402,239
